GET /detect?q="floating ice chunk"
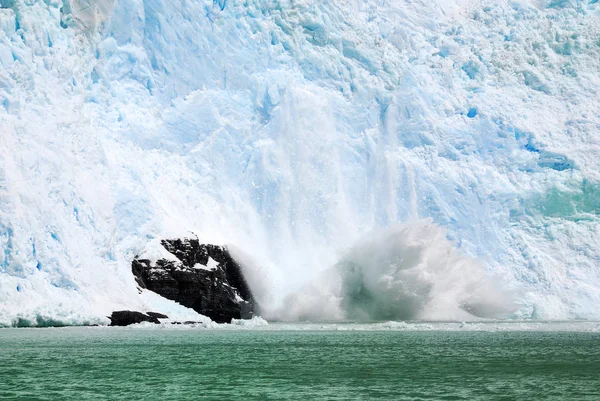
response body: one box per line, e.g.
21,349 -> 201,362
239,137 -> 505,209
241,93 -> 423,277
230,316 -> 268,327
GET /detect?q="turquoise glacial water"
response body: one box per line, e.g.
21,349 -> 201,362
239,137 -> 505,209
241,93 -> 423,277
1,325 -> 599,400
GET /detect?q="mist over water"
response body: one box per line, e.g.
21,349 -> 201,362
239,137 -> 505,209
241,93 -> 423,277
275,220 -> 515,322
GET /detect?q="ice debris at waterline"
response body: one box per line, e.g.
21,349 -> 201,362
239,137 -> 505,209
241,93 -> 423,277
1,0 -> 600,326
132,239 -> 256,323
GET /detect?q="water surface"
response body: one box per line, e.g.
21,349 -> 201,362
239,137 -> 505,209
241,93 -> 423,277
1,324 -> 599,400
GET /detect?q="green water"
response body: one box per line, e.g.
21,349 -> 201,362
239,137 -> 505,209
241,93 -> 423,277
1,327 -> 599,400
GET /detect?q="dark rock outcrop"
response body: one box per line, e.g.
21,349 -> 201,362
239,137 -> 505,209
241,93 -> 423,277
146,312 -> 169,319
132,239 -> 256,323
109,311 -> 164,326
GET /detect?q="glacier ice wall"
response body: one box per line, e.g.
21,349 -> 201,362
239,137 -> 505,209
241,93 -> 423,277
0,0 -> 599,325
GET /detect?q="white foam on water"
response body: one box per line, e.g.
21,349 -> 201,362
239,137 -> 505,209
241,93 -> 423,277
67,320 -> 600,333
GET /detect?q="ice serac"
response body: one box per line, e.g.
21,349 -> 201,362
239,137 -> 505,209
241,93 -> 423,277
0,0 -> 599,325
132,239 -> 255,323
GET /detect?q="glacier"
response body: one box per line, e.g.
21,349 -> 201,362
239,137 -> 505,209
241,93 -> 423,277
0,0 -> 599,326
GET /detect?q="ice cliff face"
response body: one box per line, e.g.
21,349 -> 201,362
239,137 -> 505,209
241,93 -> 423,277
0,0 -> 599,326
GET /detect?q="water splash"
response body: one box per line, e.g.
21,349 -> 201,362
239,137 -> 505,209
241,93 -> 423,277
279,220 -> 515,322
